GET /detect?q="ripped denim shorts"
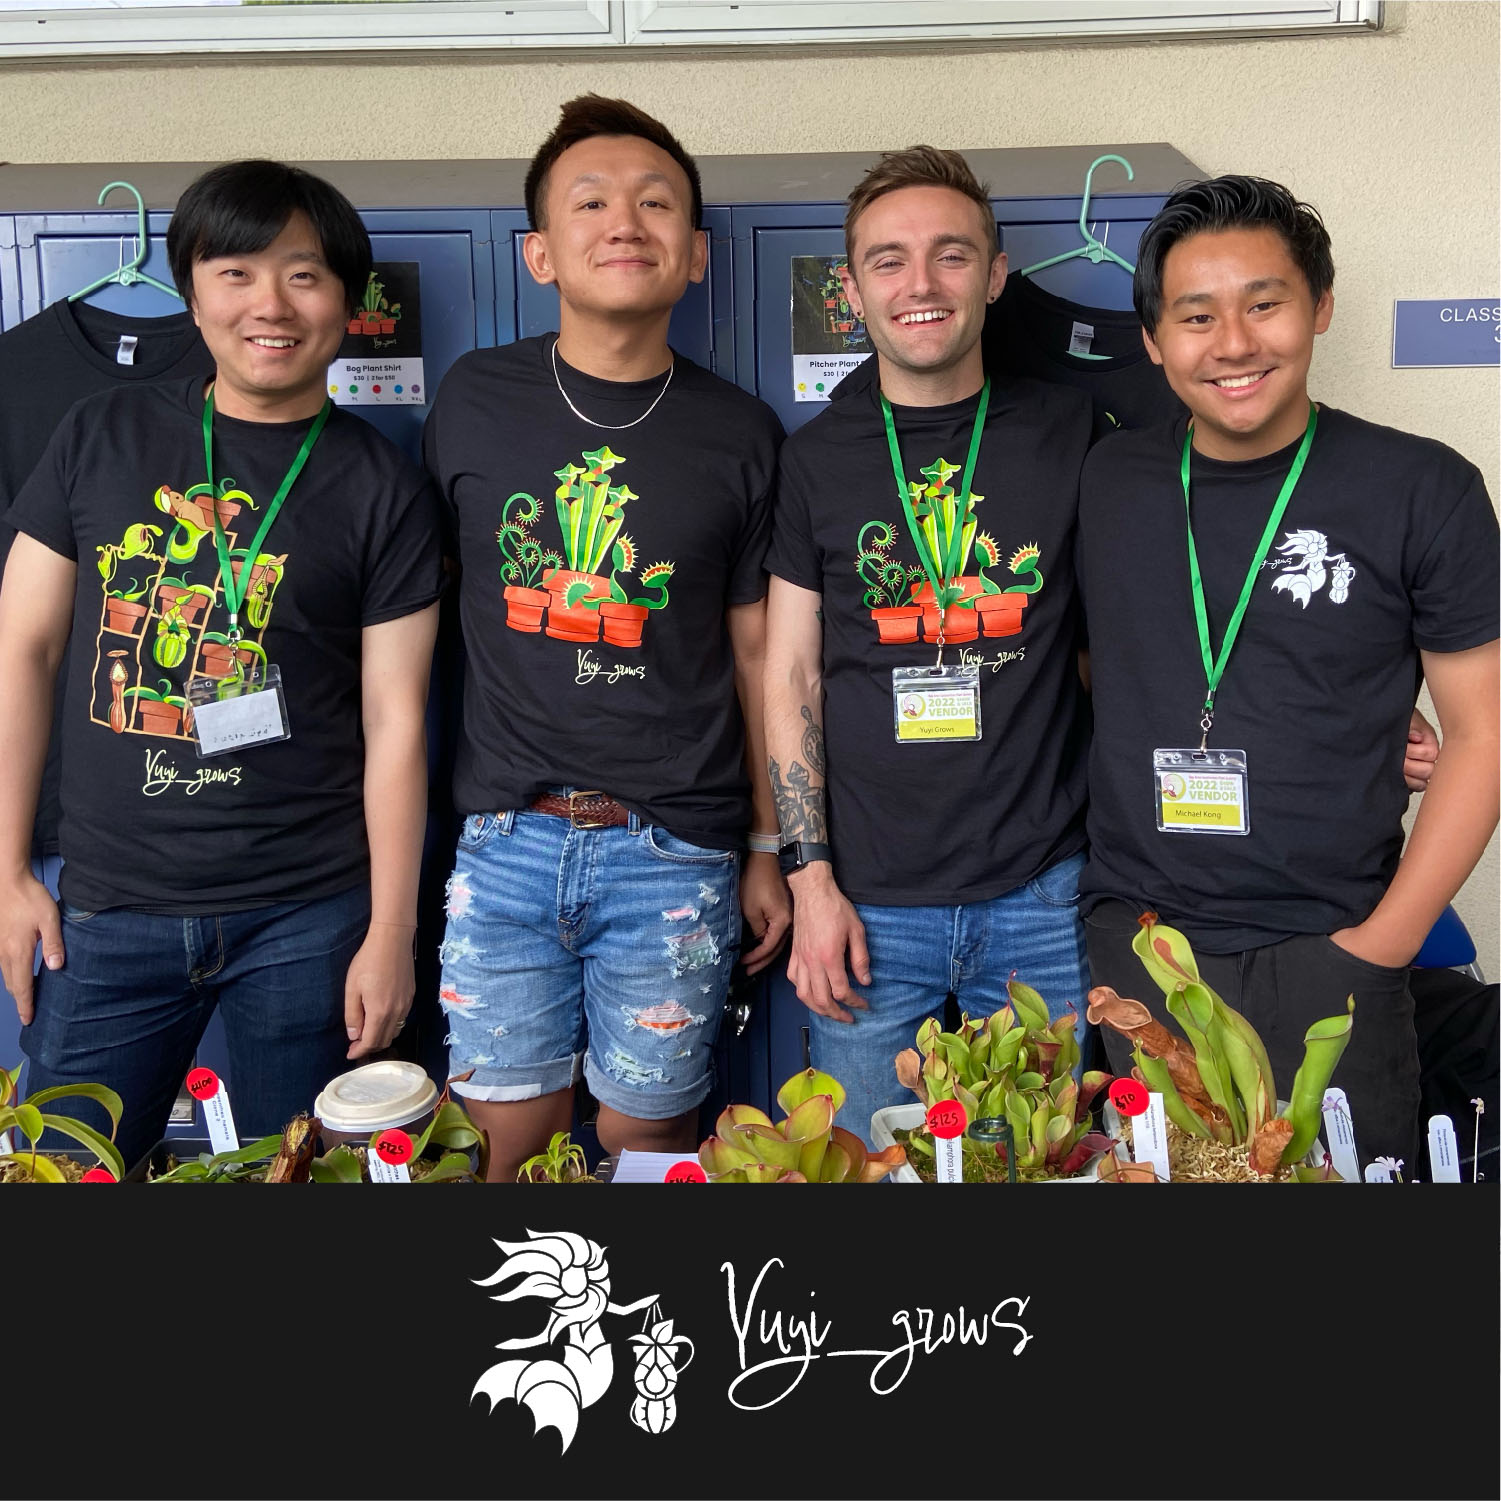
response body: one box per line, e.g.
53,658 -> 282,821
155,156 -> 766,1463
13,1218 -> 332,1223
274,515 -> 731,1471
438,806 -> 741,1120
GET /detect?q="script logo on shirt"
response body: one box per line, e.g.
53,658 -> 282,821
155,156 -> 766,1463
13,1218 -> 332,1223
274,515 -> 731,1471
141,748 -> 243,796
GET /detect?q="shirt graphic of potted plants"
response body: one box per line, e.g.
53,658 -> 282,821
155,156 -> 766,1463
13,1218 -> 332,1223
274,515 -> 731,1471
122,677 -> 193,738
496,491 -> 563,633
227,550 -> 286,630
198,631 -> 266,683
97,521 -> 162,635
154,574 -> 214,628
153,479 -> 249,565
856,520 -> 924,642
561,534 -> 675,649
543,446 -> 636,643
348,271 -> 401,336
971,539 -> 1043,638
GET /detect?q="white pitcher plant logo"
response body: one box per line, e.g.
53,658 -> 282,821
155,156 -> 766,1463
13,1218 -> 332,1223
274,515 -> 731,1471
472,1229 -> 689,1453
1270,528 -> 1356,607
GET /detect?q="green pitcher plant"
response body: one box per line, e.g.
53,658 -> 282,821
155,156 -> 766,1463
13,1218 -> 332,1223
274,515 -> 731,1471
1086,913 -> 1355,1176
123,677 -> 191,725
698,1068 -> 906,1183
552,447 -> 635,575
1,1063 -> 126,1183
227,549 -> 286,630
895,978 -> 1115,1180
96,521 -> 161,587
908,457 -> 979,611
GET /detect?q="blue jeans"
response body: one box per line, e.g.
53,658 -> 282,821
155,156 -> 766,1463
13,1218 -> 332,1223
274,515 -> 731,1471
21,885 -> 369,1172
808,851 -> 1090,1148
439,808 -> 739,1120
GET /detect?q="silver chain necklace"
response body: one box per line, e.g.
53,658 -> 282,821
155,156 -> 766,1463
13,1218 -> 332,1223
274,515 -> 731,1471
551,337 -> 675,431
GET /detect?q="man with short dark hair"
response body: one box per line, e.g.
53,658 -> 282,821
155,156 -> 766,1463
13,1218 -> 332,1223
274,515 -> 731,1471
764,146 -> 1095,1146
1078,174 -> 1499,1165
0,159 -> 444,1167
424,96 -> 789,1181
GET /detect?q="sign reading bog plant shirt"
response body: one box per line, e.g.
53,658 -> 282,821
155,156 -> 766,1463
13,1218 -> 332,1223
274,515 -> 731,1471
329,261 -> 425,405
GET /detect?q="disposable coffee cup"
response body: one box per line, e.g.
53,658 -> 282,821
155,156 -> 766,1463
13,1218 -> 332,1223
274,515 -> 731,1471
313,1060 -> 439,1153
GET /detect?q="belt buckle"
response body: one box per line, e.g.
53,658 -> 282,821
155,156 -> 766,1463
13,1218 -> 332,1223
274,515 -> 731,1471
567,789 -> 609,829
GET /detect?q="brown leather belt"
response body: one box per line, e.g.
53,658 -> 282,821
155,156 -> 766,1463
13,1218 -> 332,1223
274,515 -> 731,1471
528,789 -> 630,829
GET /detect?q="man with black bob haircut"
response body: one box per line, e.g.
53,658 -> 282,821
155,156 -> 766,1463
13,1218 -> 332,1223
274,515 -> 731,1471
424,96 -> 789,1182
1078,174 -> 1498,1166
0,159 -> 444,1168
765,146 -> 1095,1146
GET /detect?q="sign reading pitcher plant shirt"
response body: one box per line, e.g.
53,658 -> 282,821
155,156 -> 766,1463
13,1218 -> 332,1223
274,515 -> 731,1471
1391,298 -> 1499,368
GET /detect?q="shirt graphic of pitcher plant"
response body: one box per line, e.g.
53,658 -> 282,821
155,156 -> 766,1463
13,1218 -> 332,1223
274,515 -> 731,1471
853,452 -> 1042,646
1270,528 -> 1356,608
496,446 -> 675,650
90,476 -> 284,741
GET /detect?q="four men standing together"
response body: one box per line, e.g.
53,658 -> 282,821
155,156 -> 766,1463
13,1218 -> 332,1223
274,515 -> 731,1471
1,97 -> 1494,1175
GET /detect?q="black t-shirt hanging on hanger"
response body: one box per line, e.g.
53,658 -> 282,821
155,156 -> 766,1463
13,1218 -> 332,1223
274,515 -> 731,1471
0,298 -> 216,856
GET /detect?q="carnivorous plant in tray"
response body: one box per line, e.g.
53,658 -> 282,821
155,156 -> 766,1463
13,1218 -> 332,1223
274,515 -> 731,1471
0,1063 -> 126,1183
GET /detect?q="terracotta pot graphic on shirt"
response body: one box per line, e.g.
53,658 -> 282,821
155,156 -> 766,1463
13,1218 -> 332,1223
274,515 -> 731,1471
154,583 -> 209,626
869,605 -> 923,644
502,585 -> 551,634
913,578 -> 983,644
599,600 -> 650,648
136,700 -> 184,737
199,641 -> 260,679
543,568 -> 609,642
174,492 -> 242,536
974,592 -> 1029,637
104,596 -> 150,635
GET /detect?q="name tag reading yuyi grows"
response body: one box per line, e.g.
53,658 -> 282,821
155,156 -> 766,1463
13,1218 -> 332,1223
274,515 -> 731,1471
892,665 -> 981,744
188,666 -> 291,758
1154,747 -> 1249,836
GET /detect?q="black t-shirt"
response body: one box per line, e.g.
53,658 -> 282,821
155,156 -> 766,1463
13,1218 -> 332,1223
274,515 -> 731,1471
1078,407 -> 1500,951
981,276 -> 1184,440
423,336 -> 782,849
7,377 -> 444,914
829,277 -> 1182,441
766,375 -> 1093,905
0,299 -> 216,855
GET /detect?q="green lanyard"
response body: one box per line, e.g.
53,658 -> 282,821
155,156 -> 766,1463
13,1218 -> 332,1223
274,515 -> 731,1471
881,378 -> 990,636
1181,401 -> 1317,747
202,387 -> 330,641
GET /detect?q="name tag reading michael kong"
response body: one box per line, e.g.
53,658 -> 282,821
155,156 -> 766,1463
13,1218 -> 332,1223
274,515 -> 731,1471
188,666 -> 291,757
1153,748 -> 1249,836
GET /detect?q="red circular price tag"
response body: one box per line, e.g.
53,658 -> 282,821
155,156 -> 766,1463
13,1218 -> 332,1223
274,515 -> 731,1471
185,1067 -> 219,1101
374,1129 -> 413,1165
80,1167 -> 117,1183
663,1160 -> 707,1184
1109,1078 -> 1149,1117
926,1098 -> 968,1140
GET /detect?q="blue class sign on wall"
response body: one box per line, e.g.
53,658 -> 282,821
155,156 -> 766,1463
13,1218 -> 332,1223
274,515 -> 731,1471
1392,298 -> 1500,368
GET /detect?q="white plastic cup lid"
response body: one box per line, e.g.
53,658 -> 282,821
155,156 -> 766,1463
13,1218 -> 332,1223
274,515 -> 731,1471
313,1060 -> 438,1133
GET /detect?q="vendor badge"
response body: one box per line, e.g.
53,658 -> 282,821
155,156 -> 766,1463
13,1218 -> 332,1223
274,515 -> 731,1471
892,665 -> 981,743
1154,748 -> 1249,835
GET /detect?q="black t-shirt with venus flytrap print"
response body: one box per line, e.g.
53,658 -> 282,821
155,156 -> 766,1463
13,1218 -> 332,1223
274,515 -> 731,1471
766,375 -> 1094,905
6,377 -> 445,914
422,336 -> 782,849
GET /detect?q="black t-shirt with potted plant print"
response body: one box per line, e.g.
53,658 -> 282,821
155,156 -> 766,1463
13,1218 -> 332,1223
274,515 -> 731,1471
765,374 -> 1094,906
422,336 -> 782,851
6,376 -> 444,914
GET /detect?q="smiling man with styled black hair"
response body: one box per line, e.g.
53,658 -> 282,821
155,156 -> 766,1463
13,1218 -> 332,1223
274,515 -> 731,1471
0,159 -> 444,1169
1077,173 -> 1499,1167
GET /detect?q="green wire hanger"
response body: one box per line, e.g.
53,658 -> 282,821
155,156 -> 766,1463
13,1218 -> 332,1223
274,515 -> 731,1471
67,181 -> 182,303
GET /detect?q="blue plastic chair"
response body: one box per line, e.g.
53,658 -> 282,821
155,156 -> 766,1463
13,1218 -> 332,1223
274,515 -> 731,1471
1413,904 -> 1484,982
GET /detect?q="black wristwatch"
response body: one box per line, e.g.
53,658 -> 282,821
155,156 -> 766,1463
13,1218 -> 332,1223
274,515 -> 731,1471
777,841 -> 833,878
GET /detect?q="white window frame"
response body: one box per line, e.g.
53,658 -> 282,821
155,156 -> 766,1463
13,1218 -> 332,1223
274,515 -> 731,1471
0,0 -> 1382,59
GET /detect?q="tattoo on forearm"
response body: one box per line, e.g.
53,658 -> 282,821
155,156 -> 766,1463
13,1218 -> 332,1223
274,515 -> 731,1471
800,705 -> 826,778
768,755 -> 827,843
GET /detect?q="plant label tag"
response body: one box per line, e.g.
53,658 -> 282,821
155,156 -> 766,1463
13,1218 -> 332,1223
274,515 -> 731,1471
1132,1093 -> 1171,1182
1153,748 -> 1249,836
1427,1114 -> 1462,1182
0,1128 -> 11,1156
1363,1162 -> 1394,1183
1320,1088 -> 1361,1182
892,665 -> 981,743
186,1066 -> 239,1155
188,665 -> 290,758
370,1128 -> 413,1183
926,1098 -> 967,1183
663,1160 -> 707,1183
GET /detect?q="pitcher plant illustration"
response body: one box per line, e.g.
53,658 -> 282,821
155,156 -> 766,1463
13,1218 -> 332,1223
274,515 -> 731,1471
106,652 -> 129,734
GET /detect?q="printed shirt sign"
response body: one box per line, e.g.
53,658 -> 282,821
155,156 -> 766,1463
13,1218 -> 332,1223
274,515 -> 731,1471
329,261 -> 425,404
790,255 -> 872,401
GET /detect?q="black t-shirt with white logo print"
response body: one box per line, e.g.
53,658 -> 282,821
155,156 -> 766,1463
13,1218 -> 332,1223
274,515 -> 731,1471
766,375 -> 1094,906
422,336 -> 782,850
6,377 -> 445,914
1078,406 -> 1500,952
0,299 -> 217,855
